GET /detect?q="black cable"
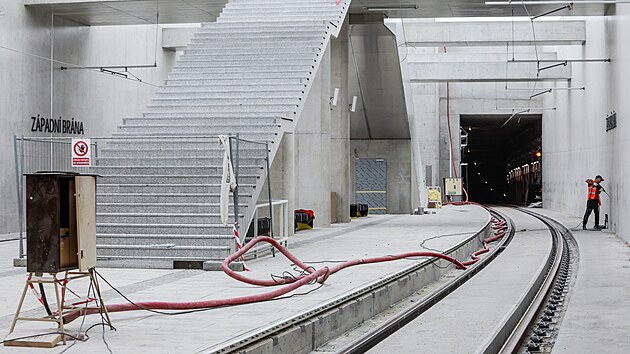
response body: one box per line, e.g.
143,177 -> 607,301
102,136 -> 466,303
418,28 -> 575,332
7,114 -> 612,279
1,332 -> 85,345
93,269 -> 327,317
92,269 -> 115,354
58,281 -> 94,354
38,283 -> 53,316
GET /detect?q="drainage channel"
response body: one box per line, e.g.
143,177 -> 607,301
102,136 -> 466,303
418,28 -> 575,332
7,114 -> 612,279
204,209 -> 509,354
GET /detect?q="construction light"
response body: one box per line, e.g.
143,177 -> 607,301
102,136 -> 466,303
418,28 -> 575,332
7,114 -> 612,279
364,5 -> 419,11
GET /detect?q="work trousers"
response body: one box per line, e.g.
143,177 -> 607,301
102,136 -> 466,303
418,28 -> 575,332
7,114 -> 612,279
583,199 -> 600,227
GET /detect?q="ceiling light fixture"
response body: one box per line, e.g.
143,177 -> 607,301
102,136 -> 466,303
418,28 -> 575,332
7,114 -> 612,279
486,1 -> 630,5
509,59 -> 611,63
364,5 -> 419,11
531,3 -> 573,20
530,89 -> 553,98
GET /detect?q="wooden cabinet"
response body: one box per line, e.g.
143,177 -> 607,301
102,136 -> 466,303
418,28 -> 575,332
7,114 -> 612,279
26,173 -> 97,273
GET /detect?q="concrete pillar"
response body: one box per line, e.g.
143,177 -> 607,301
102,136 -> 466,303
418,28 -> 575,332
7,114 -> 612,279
329,19 -> 351,223
293,45 -> 332,228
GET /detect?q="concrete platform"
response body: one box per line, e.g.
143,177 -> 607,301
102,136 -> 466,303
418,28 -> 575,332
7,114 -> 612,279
369,206 -> 553,353
0,205 -> 489,353
526,208 -> 630,354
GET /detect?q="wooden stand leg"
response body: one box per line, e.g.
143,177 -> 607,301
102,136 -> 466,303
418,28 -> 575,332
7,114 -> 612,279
8,275 -> 31,334
89,269 -> 114,330
52,275 -> 66,345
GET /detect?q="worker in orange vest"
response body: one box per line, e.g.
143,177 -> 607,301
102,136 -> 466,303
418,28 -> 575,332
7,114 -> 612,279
582,175 -> 604,230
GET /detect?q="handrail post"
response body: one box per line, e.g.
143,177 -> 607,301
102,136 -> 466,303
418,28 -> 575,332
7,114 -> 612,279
232,134 -> 240,234
266,142 -> 273,239
13,135 -> 25,258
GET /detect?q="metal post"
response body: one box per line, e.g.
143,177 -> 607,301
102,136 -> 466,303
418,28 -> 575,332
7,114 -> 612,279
13,136 -> 25,258
231,135 -> 240,229
266,142 -> 273,239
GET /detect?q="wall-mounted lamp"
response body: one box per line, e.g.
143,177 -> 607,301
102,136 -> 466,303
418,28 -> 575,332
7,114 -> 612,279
331,88 -> 340,107
350,96 -> 358,113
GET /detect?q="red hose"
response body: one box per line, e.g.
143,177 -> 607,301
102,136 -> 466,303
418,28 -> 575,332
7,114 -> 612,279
63,237 -> 467,324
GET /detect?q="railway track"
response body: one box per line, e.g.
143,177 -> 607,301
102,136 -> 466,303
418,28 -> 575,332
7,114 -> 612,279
205,208 -> 513,354
331,207 -> 577,354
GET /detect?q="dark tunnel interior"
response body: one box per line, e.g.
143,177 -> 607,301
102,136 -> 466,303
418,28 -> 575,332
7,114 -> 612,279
460,114 -> 542,205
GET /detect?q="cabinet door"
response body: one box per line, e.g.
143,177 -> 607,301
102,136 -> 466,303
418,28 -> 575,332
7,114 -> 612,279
26,175 -> 60,273
75,176 -> 97,271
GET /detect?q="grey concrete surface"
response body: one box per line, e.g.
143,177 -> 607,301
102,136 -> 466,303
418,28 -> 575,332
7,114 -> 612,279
0,206 -> 489,353
528,208 -> 630,354
369,206 -> 552,353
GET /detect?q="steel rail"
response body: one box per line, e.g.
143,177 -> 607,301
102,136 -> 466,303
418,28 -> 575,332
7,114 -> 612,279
204,211 -> 500,354
338,209 -> 515,354
336,207 -> 576,354
498,208 -> 576,353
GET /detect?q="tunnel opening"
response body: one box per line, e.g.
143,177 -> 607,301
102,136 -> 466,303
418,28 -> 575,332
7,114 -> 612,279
460,114 -> 542,205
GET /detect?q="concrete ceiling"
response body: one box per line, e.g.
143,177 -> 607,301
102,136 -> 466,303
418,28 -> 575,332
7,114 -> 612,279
24,0 -> 228,25
351,0 -> 611,18
24,0 -> 612,26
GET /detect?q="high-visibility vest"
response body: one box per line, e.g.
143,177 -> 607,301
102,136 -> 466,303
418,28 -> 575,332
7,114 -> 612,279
587,185 -> 600,200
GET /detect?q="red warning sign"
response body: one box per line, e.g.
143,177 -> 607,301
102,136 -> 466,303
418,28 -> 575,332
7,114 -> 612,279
72,139 -> 91,166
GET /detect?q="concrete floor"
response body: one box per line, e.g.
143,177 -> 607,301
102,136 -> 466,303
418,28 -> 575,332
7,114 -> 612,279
0,205 -> 488,353
531,209 -> 630,354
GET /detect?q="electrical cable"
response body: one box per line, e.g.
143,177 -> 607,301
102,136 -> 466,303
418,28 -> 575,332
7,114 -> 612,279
58,280 -> 94,354
61,239 -> 468,324
92,270 -> 115,354
0,44 -> 160,87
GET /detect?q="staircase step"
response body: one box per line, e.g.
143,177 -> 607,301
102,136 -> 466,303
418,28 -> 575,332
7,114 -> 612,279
185,41 -> 322,50
166,72 -> 312,80
98,183 -> 256,194
173,60 -> 316,69
97,233 -> 234,246
96,156 -> 264,167
153,90 -> 303,99
96,256 -> 228,269
97,193 -> 252,204
99,146 -> 267,158
99,139 -> 271,150
206,19 -> 330,27
92,165 -> 264,175
97,213 -> 242,224
98,174 -> 259,184
97,223 -> 233,235
116,123 -> 279,134
178,52 -> 319,61
97,203 -> 248,214
149,96 -> 301,105
97,244 -> 231,259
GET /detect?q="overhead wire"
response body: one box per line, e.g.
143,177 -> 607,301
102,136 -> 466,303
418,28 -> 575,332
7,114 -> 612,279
0,44 -> 160,87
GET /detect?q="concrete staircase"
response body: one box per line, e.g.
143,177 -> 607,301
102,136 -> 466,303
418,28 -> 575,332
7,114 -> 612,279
94,0 -> 350,269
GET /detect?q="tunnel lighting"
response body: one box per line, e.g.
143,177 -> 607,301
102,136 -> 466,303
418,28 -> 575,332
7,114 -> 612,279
478,172 -> 481,175
490,188 -> 494,191
485,1 -> 630,5
485,181 -> 488,184
530,89 -> 553,99
364,5 -> 419,11
468,126 -> 472,131
474,161 -> 477,166
510,59 -> 611,63
531,3 -> 573,20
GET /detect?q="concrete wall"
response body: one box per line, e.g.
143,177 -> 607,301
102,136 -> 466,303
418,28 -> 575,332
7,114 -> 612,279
350,140 -> 413,214
0,4 -> 177,234
543,10 -> 630,242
